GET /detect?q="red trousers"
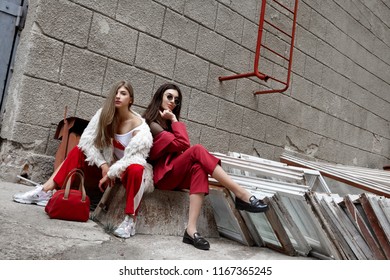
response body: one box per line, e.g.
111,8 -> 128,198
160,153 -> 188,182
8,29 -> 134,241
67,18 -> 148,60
155,144 -> 220,195
53,146 -> 144,215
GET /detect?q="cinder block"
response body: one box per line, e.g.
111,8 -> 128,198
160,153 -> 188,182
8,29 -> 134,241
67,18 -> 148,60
24,33 -> 63,82
242,19 -> 258,50
103,60 -> 155,108
290,75 -> 313,104
116,0 -> 164,37
278,94 -> 303,127
311,87 -> 340,115
241,108 -> 266,141
36,0 -> 92,47
174,50 -> 209,90
296,26 -> 317,58
229,134 -> 254,155
291,49 -> 306,77
297,1 -> 312,28
200,126 -> 230,154
135,34 -> 176,78
216,100 -> 243,134
304,56 -> 323,85
308,10 -> 327,39
223,40 -> 251,74
188,89 -> 218,126
216,5 -> 244,44
230,0 -> 258,21
317,111 -> 340,140
265,117 -> 287,147
206,64 -> 236,102
71,0 -> 118,17
367,113 -> 390,139
253,140 -> 276,160
17,77 -> 79,127
321,67 -> 349,96
184,0 -> 217,28
60,45 -> 106,94
234,79 -> 260,110
285,125 -> 322,155
184,120 -> 202,145
196,26 -> 226,65
12,123 -> 49,154
162,10 -> 199,52
76,92 -> 105,120
89,13 -> 138,64
154,0 -> 185,13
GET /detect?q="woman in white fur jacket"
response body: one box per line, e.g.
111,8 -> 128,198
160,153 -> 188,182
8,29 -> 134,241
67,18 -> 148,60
13,80 -> 154,238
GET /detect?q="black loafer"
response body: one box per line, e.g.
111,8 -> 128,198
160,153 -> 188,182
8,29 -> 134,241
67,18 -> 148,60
183,230 -> 210,250
235,195 -> 269,213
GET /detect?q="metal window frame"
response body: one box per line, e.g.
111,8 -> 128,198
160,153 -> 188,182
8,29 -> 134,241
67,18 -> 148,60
208,184 -> 255,246
211,152 -> 340,259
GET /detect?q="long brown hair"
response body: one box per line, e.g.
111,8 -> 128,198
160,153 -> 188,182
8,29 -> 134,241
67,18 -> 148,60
143,83 -> 182,131
94,80 -> 134,149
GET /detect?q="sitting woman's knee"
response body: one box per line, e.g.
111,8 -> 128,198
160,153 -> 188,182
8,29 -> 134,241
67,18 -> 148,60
190,144 -> 207,154
125,164 -> 144,175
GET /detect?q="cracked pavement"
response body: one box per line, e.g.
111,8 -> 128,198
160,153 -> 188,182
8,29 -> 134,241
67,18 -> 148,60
0,181 -> 313,260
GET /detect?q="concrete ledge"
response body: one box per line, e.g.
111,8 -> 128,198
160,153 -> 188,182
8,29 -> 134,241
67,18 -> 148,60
92,187 -> 219,238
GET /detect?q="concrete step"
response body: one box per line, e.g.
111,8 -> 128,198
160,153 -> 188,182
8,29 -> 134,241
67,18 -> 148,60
92,187 -> 219,238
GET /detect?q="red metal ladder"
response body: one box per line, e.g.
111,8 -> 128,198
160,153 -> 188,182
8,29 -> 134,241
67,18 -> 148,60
219,0 -> 299,95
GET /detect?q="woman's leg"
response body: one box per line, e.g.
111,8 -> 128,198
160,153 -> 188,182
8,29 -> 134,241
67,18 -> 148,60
211,165 -> 251,201
13,146 -> 95,206
179,144 -> 267,212
121,164 -> 145,218
52,146 -> 101,189
113,164 -> 145,238
187,193 -> 204,237
41,161 -> 63,192
156,146 -> 214,239
211,162 -> 268,213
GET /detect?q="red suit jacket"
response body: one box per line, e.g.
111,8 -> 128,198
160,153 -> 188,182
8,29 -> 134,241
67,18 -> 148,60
148,122 -> 190,184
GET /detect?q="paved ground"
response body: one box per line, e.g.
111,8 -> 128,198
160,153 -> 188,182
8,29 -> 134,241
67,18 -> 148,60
0,181 -> 314,260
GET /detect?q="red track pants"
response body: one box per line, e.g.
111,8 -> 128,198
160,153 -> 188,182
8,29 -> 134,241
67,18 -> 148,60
53,146 -> 144,215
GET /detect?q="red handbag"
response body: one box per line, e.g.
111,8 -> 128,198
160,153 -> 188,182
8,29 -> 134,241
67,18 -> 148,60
45,169 -> 90,222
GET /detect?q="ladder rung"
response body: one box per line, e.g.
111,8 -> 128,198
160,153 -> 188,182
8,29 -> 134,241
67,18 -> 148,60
268,76 -> 288,85
262,44 -> 289,61
264,19 -> 292,38
272,0 -> 294,14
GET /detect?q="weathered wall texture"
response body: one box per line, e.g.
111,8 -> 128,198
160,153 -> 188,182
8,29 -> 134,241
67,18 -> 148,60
0,0 -> 389,183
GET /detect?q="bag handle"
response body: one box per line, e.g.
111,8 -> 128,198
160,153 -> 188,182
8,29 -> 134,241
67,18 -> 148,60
62,169 -> 87,202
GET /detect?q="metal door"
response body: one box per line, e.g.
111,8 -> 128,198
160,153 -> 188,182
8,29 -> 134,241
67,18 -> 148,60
0,0 -> 27,119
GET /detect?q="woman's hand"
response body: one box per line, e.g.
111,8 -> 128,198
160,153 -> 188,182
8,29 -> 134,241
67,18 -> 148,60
160,109 -> 177,122
100,163 -> 109,177
99,163 -> 113,192
98,174 -> 113,192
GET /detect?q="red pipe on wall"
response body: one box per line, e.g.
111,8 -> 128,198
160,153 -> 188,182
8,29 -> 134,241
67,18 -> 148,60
219,0 -> 299,95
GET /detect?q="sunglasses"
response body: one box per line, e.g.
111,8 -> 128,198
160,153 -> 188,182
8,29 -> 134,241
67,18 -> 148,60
165,94 -> 181,106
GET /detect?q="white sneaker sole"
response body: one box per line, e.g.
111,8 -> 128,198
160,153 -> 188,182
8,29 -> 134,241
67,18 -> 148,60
113,225 -> 136,238
13,197 -> 48,207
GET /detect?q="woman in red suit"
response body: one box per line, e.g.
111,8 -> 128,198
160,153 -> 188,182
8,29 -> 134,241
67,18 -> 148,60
143,83 -> 268,250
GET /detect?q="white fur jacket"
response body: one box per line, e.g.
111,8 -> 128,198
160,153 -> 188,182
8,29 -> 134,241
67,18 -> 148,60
77,108 -> 154,193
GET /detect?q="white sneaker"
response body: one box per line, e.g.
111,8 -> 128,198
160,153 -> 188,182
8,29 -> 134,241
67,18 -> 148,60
113,218 -> 136,238
13,185 -> 53,206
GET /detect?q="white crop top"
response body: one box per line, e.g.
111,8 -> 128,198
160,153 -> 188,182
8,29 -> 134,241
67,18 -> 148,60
113,127 -> 139,159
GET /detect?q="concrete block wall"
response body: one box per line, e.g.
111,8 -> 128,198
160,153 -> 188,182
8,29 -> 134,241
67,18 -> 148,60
0,0 -> 389,183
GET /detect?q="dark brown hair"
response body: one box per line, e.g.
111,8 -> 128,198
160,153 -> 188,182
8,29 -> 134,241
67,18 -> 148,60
143,83 -> 182,130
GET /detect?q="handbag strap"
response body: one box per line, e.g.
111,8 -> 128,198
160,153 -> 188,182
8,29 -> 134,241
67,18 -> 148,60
62,169 -> 87,202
